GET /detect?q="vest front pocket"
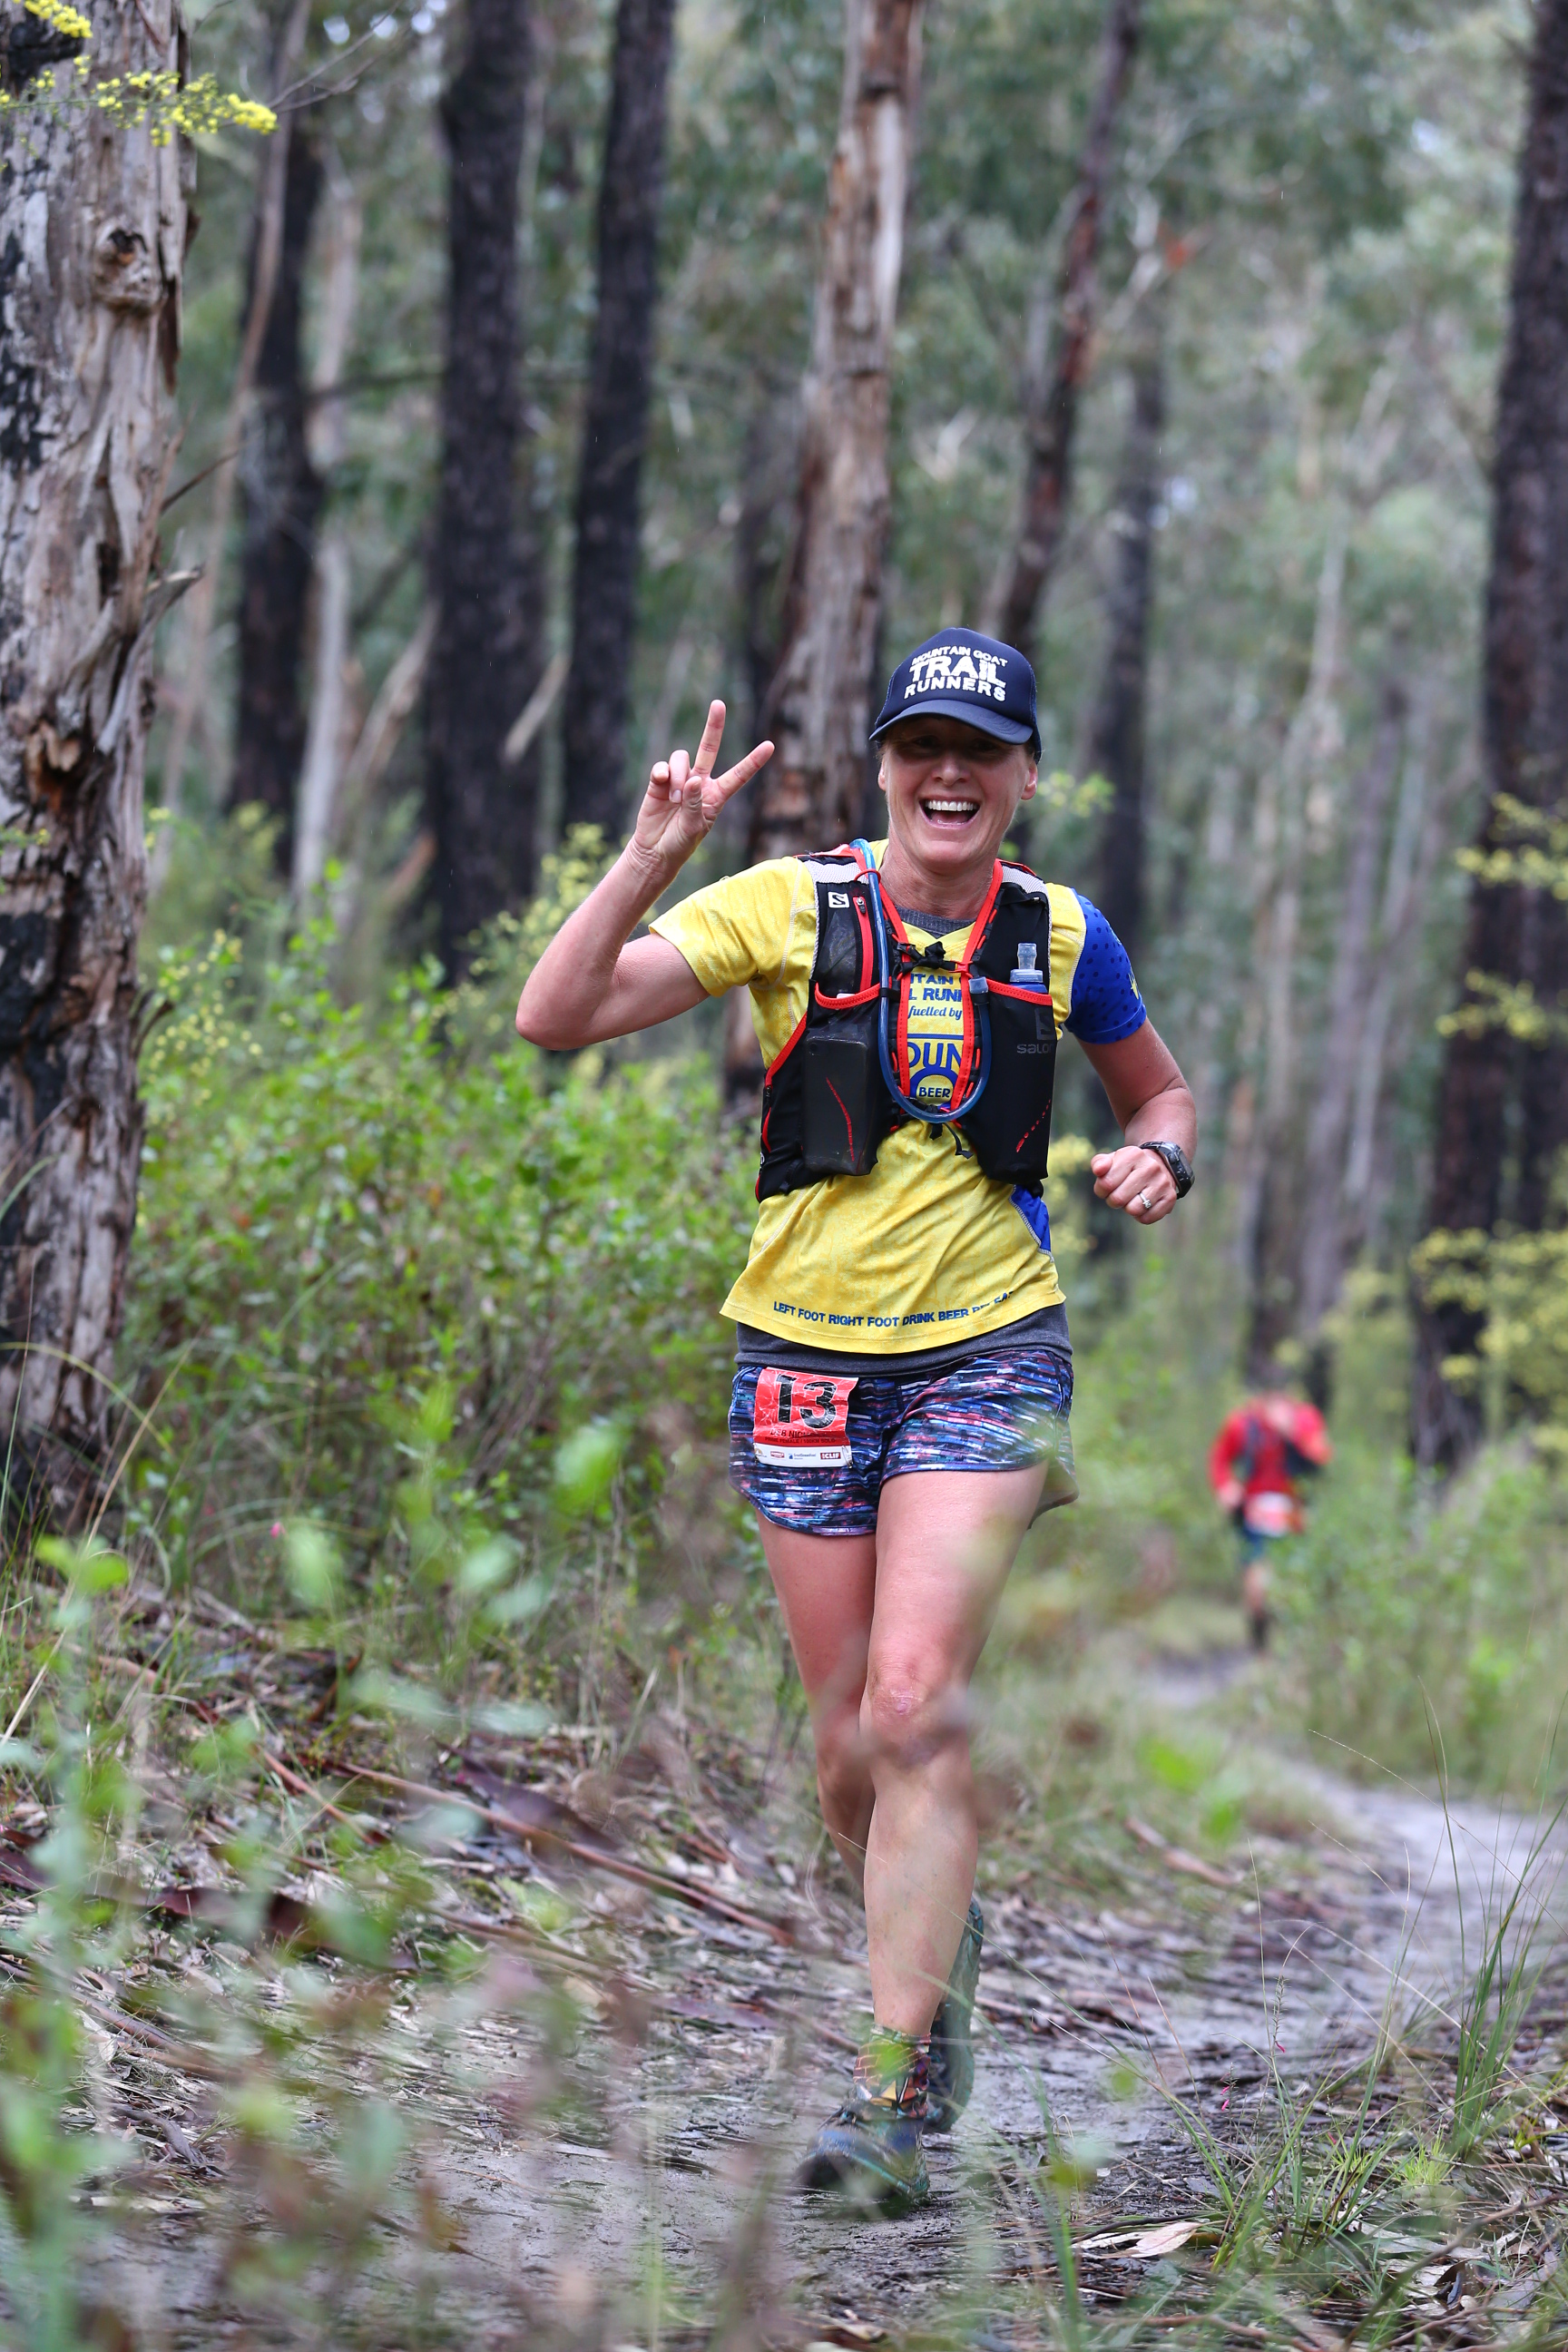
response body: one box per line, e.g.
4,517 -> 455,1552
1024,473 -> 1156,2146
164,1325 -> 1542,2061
802,1014 -> 885,1175
961,984 -> 1055,1180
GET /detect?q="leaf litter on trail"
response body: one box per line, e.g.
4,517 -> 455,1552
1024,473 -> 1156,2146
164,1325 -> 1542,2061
6,1584 -> 1568,2347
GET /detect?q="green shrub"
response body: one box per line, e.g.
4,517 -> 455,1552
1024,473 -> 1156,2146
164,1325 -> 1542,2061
1274,1439 -> 1568,1790
123,914 -> 757,1682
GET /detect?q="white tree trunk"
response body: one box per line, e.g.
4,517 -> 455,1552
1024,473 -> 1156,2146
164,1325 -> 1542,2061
293,534 -> 352,898
0,5 -> 193,1492
293,156 -> 361,901
727,0 -> 922,1098
745,0 -> 925,866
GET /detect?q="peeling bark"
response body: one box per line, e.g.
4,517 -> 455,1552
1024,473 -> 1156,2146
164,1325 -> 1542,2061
293,155 -> 362,901
993,0 -> 1142,667
743,0 -> 925,870
0,2 -> 193,1494
724,0 -> 923,1106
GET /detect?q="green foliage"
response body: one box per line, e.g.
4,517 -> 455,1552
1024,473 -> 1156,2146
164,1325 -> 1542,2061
0,1540 -> 142,2349
1272,1397 -> 1568,1791
0,0 -> 275,137
1413,1207 -> 1568,1457
123,912 -> 757,1683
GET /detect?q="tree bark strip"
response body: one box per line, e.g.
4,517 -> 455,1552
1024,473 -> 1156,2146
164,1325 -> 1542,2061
1088,302 -> 1164,965
993,0 -> 1142,667
426,0 -> 539,975
561,0 -> 679,840
231,113 -> 323,872
742,0 -> 926,871
1240,513 -> 1347,1377
0,0 -> 194,1491
1414,0 -> 1568,1469
1295,676 -> 1406,1335
293,154 -> 362,900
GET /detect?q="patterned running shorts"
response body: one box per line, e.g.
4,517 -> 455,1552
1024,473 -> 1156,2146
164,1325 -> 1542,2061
728,1344 -> 1075,1536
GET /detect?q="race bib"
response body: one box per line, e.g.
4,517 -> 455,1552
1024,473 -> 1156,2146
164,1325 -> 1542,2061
752,1367 -> 858,1467
1241,1490 -> 1300,1538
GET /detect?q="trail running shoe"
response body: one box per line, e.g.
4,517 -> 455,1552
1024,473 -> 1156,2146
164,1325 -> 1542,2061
797,2095 -> 929,2210
927,1896 -> 984,2133
799,2026 -> 930,2210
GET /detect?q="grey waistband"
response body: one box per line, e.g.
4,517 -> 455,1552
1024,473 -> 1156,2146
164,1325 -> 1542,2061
734,1301 -> 1070,1378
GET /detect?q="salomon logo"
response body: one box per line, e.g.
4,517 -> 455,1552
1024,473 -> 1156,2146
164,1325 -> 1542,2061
828,892 -> 851,907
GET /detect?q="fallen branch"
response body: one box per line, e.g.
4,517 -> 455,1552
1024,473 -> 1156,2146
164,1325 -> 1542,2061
1124,1815 -> 1240,1890
503,647 -> 568,768
260,1745 -> 366,1831
321,1757 -> 795,1945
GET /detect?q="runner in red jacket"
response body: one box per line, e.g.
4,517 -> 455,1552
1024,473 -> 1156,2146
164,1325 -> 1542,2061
1209,1395 -> 1331,1650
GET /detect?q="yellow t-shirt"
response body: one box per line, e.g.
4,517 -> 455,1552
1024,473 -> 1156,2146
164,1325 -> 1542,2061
651,846 -> 1139,1355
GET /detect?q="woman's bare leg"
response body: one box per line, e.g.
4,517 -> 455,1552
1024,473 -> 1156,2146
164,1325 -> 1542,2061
758,1519 -> 878,1887
758,1465 -> 1044,2029
859,1467 -> 1044,2034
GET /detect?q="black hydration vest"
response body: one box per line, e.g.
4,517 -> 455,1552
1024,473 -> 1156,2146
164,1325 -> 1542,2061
756,845 -> 1058,1202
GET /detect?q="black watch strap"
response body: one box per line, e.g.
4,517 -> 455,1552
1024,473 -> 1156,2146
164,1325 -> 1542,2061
1144,1140 -> 1193,1198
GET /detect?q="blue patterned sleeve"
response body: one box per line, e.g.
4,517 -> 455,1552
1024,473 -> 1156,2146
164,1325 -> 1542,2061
1064,895 -> 1147,1044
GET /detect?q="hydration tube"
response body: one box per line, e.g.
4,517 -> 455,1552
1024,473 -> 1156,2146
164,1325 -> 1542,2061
851,837 -> 993,1126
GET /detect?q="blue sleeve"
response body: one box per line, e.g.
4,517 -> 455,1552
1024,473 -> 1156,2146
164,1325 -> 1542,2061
1064,894 -> 1147,1044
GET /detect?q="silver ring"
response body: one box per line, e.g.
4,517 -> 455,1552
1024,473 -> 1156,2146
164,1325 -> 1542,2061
1137,1189 -> 1152,1213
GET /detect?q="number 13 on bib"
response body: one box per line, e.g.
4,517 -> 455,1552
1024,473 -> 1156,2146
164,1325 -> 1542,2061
752,1368 -> 858,1466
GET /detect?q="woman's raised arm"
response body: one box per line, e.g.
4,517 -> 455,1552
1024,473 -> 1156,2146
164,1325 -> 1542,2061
515,700 -> 772,1051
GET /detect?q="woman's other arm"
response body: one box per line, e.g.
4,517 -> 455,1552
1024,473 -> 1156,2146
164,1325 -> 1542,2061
1079,1022 -> 1197,1224
516,701 -> 772,1050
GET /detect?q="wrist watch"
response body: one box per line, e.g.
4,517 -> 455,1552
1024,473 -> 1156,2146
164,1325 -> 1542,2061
1143,1140 -> 1194,1198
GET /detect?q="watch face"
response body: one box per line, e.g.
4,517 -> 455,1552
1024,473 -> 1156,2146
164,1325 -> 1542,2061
1151,1142 -> 1191,1191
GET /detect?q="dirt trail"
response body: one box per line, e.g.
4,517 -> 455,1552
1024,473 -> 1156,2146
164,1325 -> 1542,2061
96,1644 -> 1567,2347
416,1706 -> 1563,2342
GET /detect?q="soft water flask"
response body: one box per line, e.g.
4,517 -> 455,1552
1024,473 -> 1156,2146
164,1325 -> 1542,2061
1010,941 -> 1045,989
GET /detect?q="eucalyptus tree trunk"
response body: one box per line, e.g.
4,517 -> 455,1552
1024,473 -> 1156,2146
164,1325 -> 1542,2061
1414,0 -> 1568,1470
1088,305 -> 1163,965
232,117 -> 324,873
562,0 -> 679,839
993,0 -> 1142,666
1240,514 -> 1347,1379
0,3 -> 194,1494
426,0 -> 539,975
1294,676 -> 1406,1335
742,0 -> 925,869
294,154 -> 363,901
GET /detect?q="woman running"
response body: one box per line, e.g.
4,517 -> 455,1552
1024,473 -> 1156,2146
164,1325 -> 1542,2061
517,628 -> 1196,2210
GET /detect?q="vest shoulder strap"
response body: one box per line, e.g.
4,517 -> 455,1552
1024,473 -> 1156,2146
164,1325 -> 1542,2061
802,847 -> 876,993
800,847 -> 866,886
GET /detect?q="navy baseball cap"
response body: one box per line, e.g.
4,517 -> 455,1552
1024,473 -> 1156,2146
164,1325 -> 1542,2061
870,627 -> 1040,757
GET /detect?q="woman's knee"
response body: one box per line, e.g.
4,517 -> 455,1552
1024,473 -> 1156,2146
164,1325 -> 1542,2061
860,1651 -> 969,1771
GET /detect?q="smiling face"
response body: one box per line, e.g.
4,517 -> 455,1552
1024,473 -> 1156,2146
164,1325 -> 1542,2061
877,714 -> 1038,904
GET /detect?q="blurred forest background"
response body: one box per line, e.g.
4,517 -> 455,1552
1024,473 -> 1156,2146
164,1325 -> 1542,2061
10,0 -> 1568,1773
152,0 -> 1513,1412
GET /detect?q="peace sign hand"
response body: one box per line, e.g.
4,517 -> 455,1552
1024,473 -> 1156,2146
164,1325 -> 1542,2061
632,700 -> 774,876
